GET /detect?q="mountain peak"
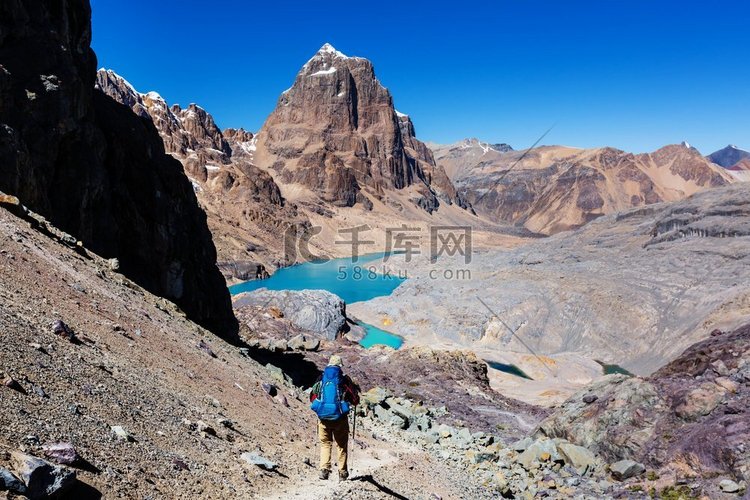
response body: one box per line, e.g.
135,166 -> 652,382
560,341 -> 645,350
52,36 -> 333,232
707,144 -> 750,168
319,42 -> 346,56
312,42 -> 349,60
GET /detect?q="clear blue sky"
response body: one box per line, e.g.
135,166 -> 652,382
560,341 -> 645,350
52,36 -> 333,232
91,0 -> 749,154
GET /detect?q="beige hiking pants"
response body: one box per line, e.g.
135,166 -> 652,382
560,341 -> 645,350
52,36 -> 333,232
318,417 -> 349,472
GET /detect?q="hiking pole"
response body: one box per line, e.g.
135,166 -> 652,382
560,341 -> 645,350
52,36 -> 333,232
349,406 -> 356,474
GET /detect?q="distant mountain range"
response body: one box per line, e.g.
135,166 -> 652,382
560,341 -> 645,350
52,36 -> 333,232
98,43 -> 746,261
431,140 -> 734,234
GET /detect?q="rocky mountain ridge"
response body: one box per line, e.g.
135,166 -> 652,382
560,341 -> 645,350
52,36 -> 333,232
432,140 -> 735,234
96,68 -> 308,281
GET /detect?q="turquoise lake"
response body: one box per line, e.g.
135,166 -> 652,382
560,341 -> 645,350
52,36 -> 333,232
229,253 -> 406,349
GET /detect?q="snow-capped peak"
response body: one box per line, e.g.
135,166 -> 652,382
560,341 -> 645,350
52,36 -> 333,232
302,43 -> 351,72
318,43 -> 347,58
144,91 -> 164,102
97,68 -> 138,95
395,110 -> 408,118
680,141 -> 691,149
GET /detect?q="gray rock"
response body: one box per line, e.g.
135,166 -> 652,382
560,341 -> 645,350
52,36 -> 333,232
233,289 -> 347,339
512,436 -> 533,452
196,420 -> 216,436
287,334 -> 306,350
609,459 -> 645,480
719,479 -> 742,493
516,439 -> 562,470
557,442 -> 596,475
0,467 -> 27,495
582,394 -> 598,404
270,339 -> 288,352
265,364 -> 291,386
241,452 -> 277,471
302,338 -> 321,351
372,404 -> 408,429
423,432 -> 440,445
10,452 -> 76,499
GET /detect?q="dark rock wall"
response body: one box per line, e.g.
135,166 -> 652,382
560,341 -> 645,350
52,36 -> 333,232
0,0 -> 237,339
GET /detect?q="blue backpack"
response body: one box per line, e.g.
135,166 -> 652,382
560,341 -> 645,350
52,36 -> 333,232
311,366 -> 350,420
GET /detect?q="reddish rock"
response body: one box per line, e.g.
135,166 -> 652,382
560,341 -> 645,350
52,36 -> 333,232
41,443 -> 80,466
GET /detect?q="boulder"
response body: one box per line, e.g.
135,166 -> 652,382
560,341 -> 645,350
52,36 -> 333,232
372,404 -> 407,429
10,452 -> 76,499
302,338 -> 321,351
0,193 -> 21,208
241,452 -> 277,471
719,479 -> 743,493
50,320 -> 78,343
232,290 -> 347,339
557,442 -> 596,475
361,387 -> 389,407
516,439 -> 562,470
41,443 -> 79,465
270,339 -> 289,352
265,364 -> 291,386
287,334 -> 306,350
0,467 -> 27,495
451,428 -> 473,449
675,382 -> 725,420
512,437 -> 534,453
609,460 -> 645,480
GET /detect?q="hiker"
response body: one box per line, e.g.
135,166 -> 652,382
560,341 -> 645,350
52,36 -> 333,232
310,355 -> 360,480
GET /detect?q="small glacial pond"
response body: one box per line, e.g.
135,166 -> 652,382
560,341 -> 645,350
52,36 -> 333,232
596,361 -> 634,376
486,361 -> 534,380
229,253 -> 406,349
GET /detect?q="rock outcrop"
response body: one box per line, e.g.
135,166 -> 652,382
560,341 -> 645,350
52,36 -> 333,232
253,43 -> 471,213
232,289 -> 347,340
433,141 -> 734,234
0,0 -> 236,338
536,322 -> 750,492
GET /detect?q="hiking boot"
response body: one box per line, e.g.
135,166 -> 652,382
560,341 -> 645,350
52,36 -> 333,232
339,470 -> 349,481
319,469 -> 330,480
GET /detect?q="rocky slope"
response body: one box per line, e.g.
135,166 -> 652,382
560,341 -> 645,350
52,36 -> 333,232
433,141 -> 734,234
95,69 -> 307,282
0,194 -> 515,499
0,0 -> 235,337
351,183 -> 750,387
253,43 -> 470,214
537,322 -> 750,498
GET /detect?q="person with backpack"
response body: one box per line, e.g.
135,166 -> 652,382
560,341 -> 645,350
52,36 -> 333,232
310,355 -> 360,480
